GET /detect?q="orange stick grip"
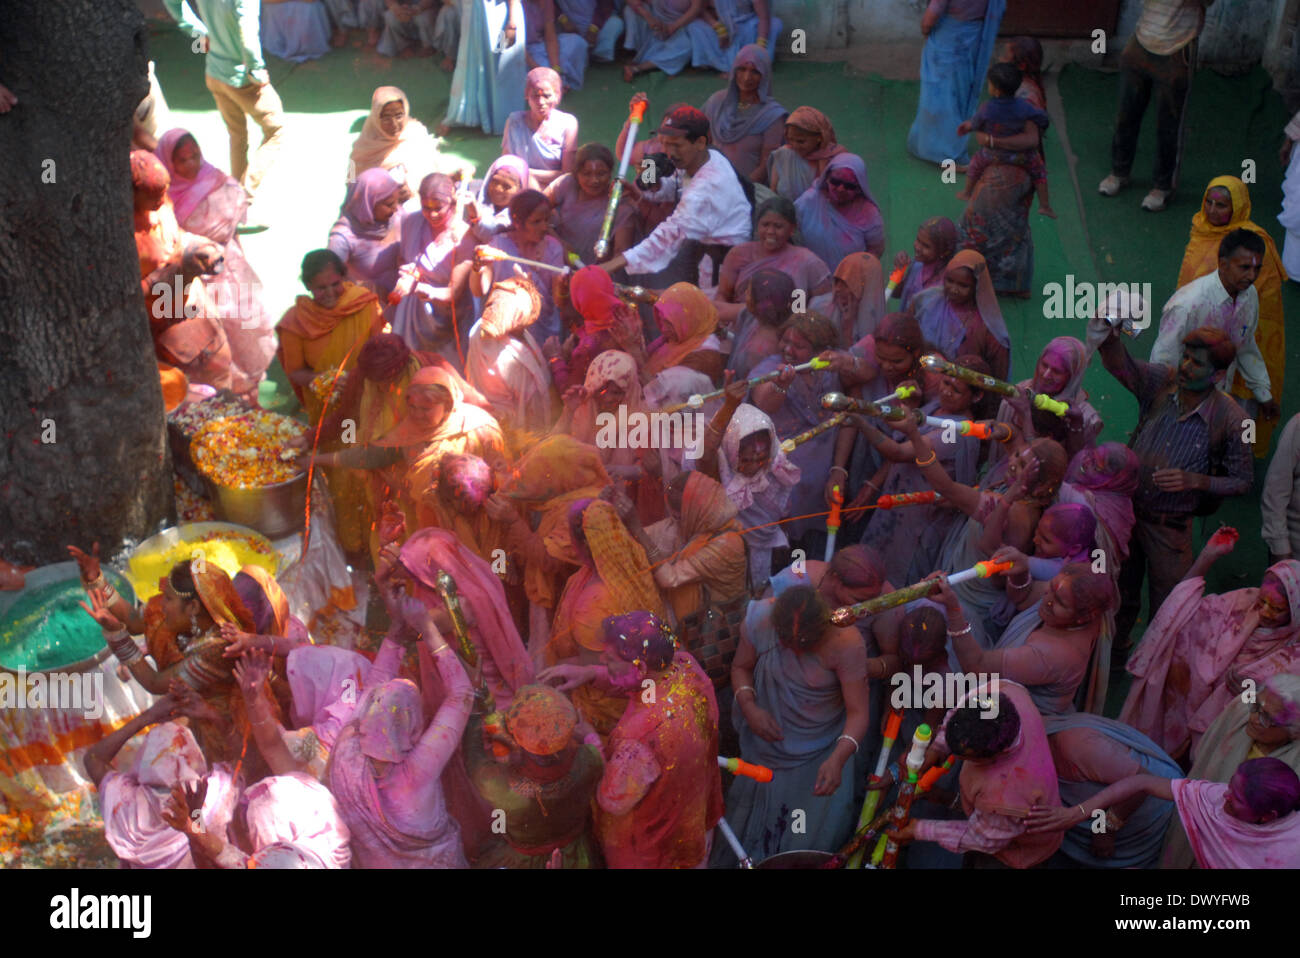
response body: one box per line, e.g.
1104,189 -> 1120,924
883,709 -> 903,743
630,100 -> 648,124
974,559 -> 1015,578
918,763 -> 950,791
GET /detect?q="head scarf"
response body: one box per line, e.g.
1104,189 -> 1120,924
476,155 -> 530,212
1028,336 -> 1090,401
831,252 -> 886,342
784,105 -> 847,165
398,527 -> 534,698
1263,674 -> 1300,737
680,470 -> 740,541
420,171 -> 456,205
155,128 -> 227,225
479,276 -> 542,337
1038,503 -> 1097,563
1062,442 -> 1139,560
570,266 -> 624,333
916,215 -> 959,287
505,435 -> 609,503
1178,175 -> 1286,288
232,565 -> 290,637
349,86 -> 438,191
506,684 -> 577,756
604,611 -> 678,672
719,403 -> 801,511
131,149 -> 171,209
100,722 -> 237,869
942,250 -> 1012,350
243,771 -> 352,869
184,560 -> 256,631
287,644 -> 371,745
806,153 -> 879,226
342,167 -> 404,240
781,309 -> 839,354
248,843 -> 329,869
830,544 -> 886,592
572,350 -> 646,443
358,333 -> 413,382
702,45 -> 786,145
355,679 -> 425,762
438,452 -> 495,511
645,284 -> 719,376
374,365 -> 464,447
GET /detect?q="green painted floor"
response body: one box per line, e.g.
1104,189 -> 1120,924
148,24 -> 1292,715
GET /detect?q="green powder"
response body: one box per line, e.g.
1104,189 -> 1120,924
0,576 -> 135,672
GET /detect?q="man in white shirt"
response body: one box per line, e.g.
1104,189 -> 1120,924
599,106 -> 752,283
1098,0 -> 1213,211
1148,228 -> 1279,420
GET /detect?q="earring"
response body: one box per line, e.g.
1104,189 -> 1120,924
190,610 -> 201,636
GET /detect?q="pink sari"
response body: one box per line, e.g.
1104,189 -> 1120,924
1122,560 -> 1300,756
1172,778 -> 1300,868
243,771 -> 352,868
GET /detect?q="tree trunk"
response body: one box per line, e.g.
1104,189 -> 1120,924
0,2 -> 174,566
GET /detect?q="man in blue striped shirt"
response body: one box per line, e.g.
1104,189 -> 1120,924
1092,318 -> 1252,666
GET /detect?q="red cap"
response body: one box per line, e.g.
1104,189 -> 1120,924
658,106 -> 710,141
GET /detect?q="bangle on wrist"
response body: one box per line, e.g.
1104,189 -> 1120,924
735,685 -> 756,700
829,465 -> 848,477
914,450 -> 937,467
947,623 -> 972,638
1009,571 -> 1032,589
837,733 -> 859,752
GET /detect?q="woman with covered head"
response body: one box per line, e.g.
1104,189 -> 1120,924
77,556 -> 273,771
546,266 -> 646,392
347,86 -> 440,201
910,249 -> 1011,382
822,252 -> 885,345
328,166 -> 405,298
501,67 -> 580,188
714,196 -> 832,328
132,149 -> 184,316
794,153 -> 885,270
326,630 -> 475,868
726,267 -> 795,381
155,128 -> 274,397
643,282 -> 726,381
700,44 -> 786,180
1060,442 -> 1139,564
892,215 -> 958,312
755,105 -> 847,202
428,452 -> 514,564
467,275 -> 555,435
467,683 -> 606,868
749,311 -> 841,556
544,142 -> 636,266
88,705 -> 240,869
932,556 -> 1117,718
992,336 -> 1100,465
893,409 -> 1067,647
465,154 -> 529,242
1178,174 -> 1287,454
1029,756 -> 1300,869
1122,535 -> 1300,762
609,471 -> 748,627
475,188 -> 567,344
698,392 -> 800,593
537,498 -> 667,739
588,611 -> 723,868
719,584 -> 869,864
390,172 -> 477,365
1161,673 -> 1300,867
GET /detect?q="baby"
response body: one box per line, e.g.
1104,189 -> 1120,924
956,62 -> 1054,218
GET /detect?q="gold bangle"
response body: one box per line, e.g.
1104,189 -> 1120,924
914,450 -> 937,467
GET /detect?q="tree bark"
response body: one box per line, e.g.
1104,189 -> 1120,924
0,2 -> 174,566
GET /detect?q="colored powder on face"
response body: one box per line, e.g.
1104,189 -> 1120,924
0,574 -> 134,671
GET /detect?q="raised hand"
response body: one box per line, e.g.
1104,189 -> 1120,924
231,649 -> 271,697
79,587 -> 123,633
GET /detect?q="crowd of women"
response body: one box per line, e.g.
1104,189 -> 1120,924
94,0 -> 1300,868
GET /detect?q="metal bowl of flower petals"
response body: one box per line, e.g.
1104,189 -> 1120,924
190,411 -> 309,539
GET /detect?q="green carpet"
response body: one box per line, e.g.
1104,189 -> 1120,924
148,25 -> 1288,715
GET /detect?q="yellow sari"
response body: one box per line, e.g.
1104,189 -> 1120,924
276,282 -> 383,551
1177,176 -> 1287,454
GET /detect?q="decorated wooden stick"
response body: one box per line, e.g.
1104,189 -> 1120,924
718,756 -> 774,782
846,708 -> 903,868
871,402 -> 1016,442
873,383 -> 918,405
474,245 -> 570,275
436,571 -> 507,756
878,725 -> 932,869
780,412 -> 848,454
820,391 -> 910,420
615,283 -> 658,304
824,484 -> 844,562
870,755 -> 956,867
662,357 -> 831,413
829,559 -> 1015,625
920,354 -> 1069,417
875,491 -> 943,509
594,98 -> 648,260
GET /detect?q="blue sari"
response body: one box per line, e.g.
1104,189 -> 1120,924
1042,713 -> 1180,869
444,0 -> 528,135
905,0 -> 1006,166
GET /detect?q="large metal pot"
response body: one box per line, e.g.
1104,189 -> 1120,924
754,850 -> 835,869
0,561 -> 136,675
205,471 -> 308,539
